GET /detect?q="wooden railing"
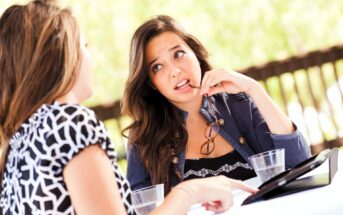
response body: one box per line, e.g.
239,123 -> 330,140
90,44 -> 343,155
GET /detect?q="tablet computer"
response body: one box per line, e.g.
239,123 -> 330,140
242,147 -> 338,205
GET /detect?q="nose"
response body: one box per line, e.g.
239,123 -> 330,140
171,67 -> 181,78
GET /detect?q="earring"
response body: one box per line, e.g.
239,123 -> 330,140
171,149 -> 179,164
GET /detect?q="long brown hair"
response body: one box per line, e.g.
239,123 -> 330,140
0,0 -> 81,187
122,15 -> 212,193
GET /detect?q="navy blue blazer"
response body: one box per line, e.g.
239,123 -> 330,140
127,93 -> 311,190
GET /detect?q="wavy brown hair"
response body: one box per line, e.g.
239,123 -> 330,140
0,0 -> 81,187
122,15 -> 212,194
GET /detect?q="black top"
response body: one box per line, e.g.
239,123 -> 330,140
183,150 -> 256,180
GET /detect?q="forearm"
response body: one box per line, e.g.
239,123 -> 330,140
150,186 -> 195,215
150,176 -> 259,215
247,81 -> 294,135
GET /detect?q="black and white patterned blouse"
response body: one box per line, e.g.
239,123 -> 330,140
184,150 -> 256,180
0,102 -> 135,215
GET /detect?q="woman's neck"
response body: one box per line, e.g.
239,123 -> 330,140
175,93 -> 203,116
55,92 -> 80,104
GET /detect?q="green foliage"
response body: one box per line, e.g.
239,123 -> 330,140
1,0 -> 342,171
2,0 -> 342,106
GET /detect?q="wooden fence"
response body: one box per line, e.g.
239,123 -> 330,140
90,44 -> 343,156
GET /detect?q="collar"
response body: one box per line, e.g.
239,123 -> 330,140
174,96 -> 217,122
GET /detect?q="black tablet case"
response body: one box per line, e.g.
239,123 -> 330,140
242,147 -> 339,205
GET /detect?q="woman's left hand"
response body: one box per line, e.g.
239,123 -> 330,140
200,69 -> 257,96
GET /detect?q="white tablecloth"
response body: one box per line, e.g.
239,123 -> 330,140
188,149 -> 343,215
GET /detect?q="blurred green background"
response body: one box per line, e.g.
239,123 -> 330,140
2,0 -> 342,106
1,0 -> 342,172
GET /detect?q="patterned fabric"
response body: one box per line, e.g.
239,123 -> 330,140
183,150 -> 256,180
0,102 -> 135,215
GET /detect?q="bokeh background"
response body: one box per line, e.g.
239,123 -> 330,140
1,0 -> 342,171
2,0 -> 342,105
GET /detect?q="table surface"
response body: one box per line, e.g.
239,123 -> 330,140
188,149 -> 343,215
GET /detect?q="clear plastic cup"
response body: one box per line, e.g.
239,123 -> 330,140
131,184 -> 164,215
249,148 -> 285,183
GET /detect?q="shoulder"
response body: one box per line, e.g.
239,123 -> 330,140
48,102 -> 98,123
43,103 -> 114,170
45,102 -> 105,132
45,102 -> 111,154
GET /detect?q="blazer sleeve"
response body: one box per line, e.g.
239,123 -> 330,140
126,144 -> 152,190
248,95 -> 312,168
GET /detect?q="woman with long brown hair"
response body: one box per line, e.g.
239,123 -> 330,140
123,15 -> 311,194
0,1 -> 257,214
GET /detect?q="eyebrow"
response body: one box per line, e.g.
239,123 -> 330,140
148,45 -> 182,69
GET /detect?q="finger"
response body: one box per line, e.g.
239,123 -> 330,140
204,204 -> 225,213
229,179 -> 259,193
202,79 -> 225,96
207,85 -> 226,96
203,201 -> 226,213
208,75 -> 225,87
202,70 -> 221,90
202,200 -> 221,207
201,75 -> 215,95
199,73 -> 209,95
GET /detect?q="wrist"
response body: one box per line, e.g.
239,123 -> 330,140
153,184 -> 196,215
245,80 -> 263,97
173,183 -> 197,204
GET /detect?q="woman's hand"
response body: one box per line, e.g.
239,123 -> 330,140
199,70 -> 295,135
200,69 -> 258,96
174,176 -> 258,213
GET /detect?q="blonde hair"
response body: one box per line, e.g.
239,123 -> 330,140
0,0 -> 81,186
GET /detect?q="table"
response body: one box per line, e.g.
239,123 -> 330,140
188,149 -> 343,215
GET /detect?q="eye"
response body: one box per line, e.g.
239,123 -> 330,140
174,50 -> 185,58
152,64 -> 162,73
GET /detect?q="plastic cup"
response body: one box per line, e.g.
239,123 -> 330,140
249,148 -> 285,183
131,184 -> 164,215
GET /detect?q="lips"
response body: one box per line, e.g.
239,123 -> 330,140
174,79 -> 190,90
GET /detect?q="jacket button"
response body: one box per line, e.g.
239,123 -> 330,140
239,137 -> 246,144
217,119 -> 224,126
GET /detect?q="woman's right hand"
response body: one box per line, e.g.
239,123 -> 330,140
151,176 -> 258,215
176,176 -> 258,213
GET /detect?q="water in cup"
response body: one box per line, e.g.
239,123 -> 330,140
249,148 -> 285,183
254,163 -> 285,182
131,184 -> 164,215
133,199 -> 163,215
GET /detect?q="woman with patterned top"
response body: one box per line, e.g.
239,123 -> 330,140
123,15 -> 312,193
0,1 -> 257,214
